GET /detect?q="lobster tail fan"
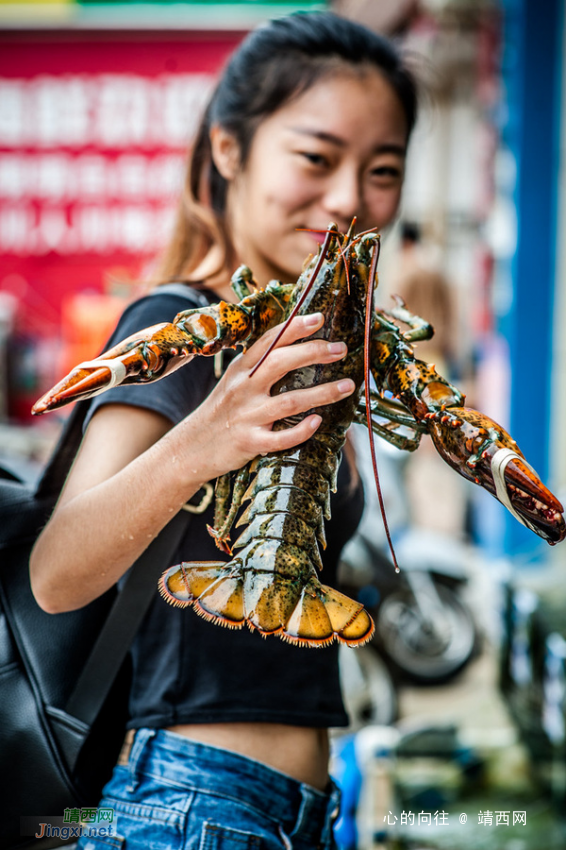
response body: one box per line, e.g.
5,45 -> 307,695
159,562 -> 227,607
282,584 -> 374,647
160,561 -> 375,646
160,562 -> 248,628
283,590 -> 335,647
195,573 -> 246,627
320,585 -> 375,645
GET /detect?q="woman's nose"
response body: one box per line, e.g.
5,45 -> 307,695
321,168 -> 362,226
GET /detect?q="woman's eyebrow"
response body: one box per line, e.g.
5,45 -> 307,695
372,143 -> 406,157
288,127 -> 406,156
288,127 -> 346,146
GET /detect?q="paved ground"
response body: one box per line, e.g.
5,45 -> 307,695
353,633 -> 566,849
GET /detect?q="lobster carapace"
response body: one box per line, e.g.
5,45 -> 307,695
32,224 -> 566,647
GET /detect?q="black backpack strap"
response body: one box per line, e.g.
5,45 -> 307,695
65,509 -> 190,727
35,401 -> 90,500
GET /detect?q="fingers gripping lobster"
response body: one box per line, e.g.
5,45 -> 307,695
32,224 -> 566,647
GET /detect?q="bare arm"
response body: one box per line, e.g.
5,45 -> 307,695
30,314 -> 355,613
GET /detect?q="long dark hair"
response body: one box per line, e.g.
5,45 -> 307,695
156,11 -> 418,284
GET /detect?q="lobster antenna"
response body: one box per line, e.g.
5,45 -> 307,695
363,237 -> 401,573
249,226 -> 336,378
341,218 -> 357,294
295,227 -> 337,235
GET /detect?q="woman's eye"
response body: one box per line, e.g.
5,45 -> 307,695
370,164 -> 403,182
299,151 -> 329,167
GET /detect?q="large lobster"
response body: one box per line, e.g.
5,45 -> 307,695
33,223 -> 566,648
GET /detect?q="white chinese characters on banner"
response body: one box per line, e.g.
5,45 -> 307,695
0,74 -> 212,148
0,73 -> 213,256
0,153 -> 185,201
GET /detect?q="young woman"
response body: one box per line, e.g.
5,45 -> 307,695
31,12 -> 417,849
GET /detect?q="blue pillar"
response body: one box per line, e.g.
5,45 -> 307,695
499,0 -> 563,556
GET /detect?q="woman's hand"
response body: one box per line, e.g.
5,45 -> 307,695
176,312 -> 355,481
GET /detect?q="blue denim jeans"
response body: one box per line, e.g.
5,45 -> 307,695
77,728 -> 340,850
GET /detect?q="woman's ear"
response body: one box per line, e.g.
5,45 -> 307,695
210,125 -> 241,181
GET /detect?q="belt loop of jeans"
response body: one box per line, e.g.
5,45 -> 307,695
126,728 -> 156,793
321,780 -> 341,850
290,785 -> 324,844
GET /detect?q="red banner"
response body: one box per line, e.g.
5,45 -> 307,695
0,31 -> 242,418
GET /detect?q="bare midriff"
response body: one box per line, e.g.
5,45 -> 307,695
166,723 -> 329,791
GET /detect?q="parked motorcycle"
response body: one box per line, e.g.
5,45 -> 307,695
339,533 -> 479,685
338,425 -> 480,686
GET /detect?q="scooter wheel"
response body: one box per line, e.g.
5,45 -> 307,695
377,582 -> 477,684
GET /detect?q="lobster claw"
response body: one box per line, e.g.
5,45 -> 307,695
427,406 -> 566,545
32,323 -> 197,415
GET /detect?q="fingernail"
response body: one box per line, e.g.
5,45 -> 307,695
309,414 -> 322,429
304,312 -> 323,327
338,379 -> 355,394
329,342 -> 347,355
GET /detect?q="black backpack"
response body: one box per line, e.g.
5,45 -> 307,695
0,402 -> 191,849
0,285 -> 208,850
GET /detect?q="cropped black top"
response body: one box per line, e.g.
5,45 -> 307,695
87,289 -> 364,730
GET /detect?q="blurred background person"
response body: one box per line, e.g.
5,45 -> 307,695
391,220 -> 456,379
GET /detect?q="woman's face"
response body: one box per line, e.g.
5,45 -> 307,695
221,68 -> 408,285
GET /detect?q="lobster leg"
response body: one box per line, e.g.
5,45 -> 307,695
354,413 -> 422,452
354,391 -> 426,451
379,294 -> 434,343
208,466 -> 251,554
229,264 -> 261,300
32,277 -> 295,415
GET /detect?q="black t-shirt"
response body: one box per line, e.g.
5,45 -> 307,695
87,288 -> 363,729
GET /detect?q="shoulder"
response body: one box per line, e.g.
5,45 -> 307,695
108,285 -> 213,347
120,285 -> 210,324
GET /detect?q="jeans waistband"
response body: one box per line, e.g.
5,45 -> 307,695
126,728 -> 340,846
